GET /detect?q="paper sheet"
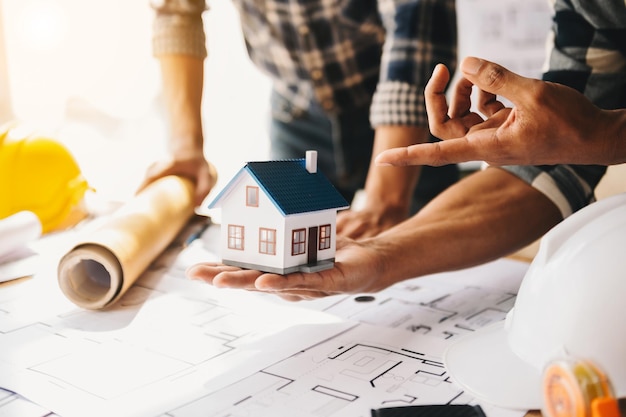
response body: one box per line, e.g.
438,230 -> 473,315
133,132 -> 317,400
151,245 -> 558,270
0,211 -> 42,259
57,175 -> 195,309
0,241 -> 529,417
0,211 -> 42,283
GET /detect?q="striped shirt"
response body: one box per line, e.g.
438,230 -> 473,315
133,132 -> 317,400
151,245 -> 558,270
150,0 -> 457,128
503,0 -> 626,218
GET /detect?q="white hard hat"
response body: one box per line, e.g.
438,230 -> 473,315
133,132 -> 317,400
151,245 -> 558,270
443,192 -> 626,411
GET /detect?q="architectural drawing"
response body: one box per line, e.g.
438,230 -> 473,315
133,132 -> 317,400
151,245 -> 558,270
163,324 -> 475,417
0,269 -> 351,417
158,254 -> 529,417
0,387 -> 56,417
0,220 -> 528,417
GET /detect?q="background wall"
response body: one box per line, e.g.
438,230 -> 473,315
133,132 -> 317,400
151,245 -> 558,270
0,0 -> 270,205
457,0 -> 551,81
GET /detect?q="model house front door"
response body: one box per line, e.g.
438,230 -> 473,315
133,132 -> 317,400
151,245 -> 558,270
307,226 -> 318,265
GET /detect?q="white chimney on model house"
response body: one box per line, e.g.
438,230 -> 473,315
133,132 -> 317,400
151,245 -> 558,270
305,150 -> 317,174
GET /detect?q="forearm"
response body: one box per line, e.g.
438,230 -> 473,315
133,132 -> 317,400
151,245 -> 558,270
363,125 -> 425,210
369,167 -> 562,287
159,54 -> 205,158
151,0 -> 207,157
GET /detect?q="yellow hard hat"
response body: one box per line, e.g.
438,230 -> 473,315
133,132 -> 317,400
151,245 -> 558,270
0,123 -> 91,233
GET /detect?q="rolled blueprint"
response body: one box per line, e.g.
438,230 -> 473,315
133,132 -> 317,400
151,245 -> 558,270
57,176 -> 195,309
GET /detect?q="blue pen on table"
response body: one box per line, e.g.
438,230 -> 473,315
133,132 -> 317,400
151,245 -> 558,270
184,217 -> 212,247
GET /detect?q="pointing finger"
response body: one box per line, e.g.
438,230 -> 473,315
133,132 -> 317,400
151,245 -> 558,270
375,139 -> 480,167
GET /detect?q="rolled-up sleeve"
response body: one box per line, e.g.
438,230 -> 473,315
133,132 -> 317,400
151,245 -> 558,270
502,164 -> 606,218
370,0 -> 457,127
502,0 -> 625,218
151,0 -> 208,59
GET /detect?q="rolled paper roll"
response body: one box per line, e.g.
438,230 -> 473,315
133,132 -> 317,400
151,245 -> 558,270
57,176 -> 195,309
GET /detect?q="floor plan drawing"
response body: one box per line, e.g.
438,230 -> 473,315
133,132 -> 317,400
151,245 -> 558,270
0,387 -> 55,417
163,323 -> 521,417
163,324 -> 460,416
312,284 -> 517,340
269,253 -> 528,344
0,222 -> 529,417
154,233 -> 529,417
0,267 -> 351,417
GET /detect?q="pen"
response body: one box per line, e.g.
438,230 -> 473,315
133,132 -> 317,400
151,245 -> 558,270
184,217 -> 212,247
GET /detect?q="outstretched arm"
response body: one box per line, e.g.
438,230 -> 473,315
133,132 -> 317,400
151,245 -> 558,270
376,57 -> 626,168
187,167 -> 561,301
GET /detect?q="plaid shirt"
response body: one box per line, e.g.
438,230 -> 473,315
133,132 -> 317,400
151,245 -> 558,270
503,0 -> 626,218
151,0 -> 457,128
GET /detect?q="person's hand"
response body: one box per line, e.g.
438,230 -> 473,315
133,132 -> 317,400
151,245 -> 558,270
376,57 -> 617,167
138,154 -> 217,207
186,236 -> 393,301
336,201 -> 408,239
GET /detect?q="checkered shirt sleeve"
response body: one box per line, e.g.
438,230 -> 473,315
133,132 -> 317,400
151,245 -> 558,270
151,0 -> 208,58
370,0 -> 457,127
503,0 -> 626,218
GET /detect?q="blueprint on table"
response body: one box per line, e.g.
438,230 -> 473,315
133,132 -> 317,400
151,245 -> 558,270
0,223 -> 529,417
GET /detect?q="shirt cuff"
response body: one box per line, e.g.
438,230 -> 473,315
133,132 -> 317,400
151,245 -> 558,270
369,81 -> 426,127
152,13 -> 207,59
500,165 -> 600,219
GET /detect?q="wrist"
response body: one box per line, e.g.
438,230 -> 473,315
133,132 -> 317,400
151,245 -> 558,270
364,164 -> 420,208
169,136 -> 204,160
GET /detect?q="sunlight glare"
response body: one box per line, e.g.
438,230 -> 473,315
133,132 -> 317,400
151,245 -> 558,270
16,0 -> 67,53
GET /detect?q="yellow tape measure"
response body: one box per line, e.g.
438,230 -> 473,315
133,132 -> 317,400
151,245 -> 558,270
543,359 -> 620,417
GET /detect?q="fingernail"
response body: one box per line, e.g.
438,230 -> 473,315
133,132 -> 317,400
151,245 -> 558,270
374,154 -> 392,166
462,57 -> 484,75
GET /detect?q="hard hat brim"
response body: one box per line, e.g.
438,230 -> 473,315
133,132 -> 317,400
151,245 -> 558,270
443,320 -> 543,411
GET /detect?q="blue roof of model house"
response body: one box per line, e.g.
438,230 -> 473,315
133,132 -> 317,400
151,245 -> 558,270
208,158 -> 350,216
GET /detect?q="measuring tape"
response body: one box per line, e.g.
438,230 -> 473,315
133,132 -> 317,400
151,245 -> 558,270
543,359 -> 622,417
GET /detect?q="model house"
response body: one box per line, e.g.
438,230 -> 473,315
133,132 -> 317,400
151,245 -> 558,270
207,151 -> 349,274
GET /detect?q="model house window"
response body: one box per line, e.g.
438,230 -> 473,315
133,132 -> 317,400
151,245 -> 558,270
259,228 -> 276,255
292,229 -> 306,255
246,186 -> 259,207
228,225 -> 245,250
319,224 -> 331,250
